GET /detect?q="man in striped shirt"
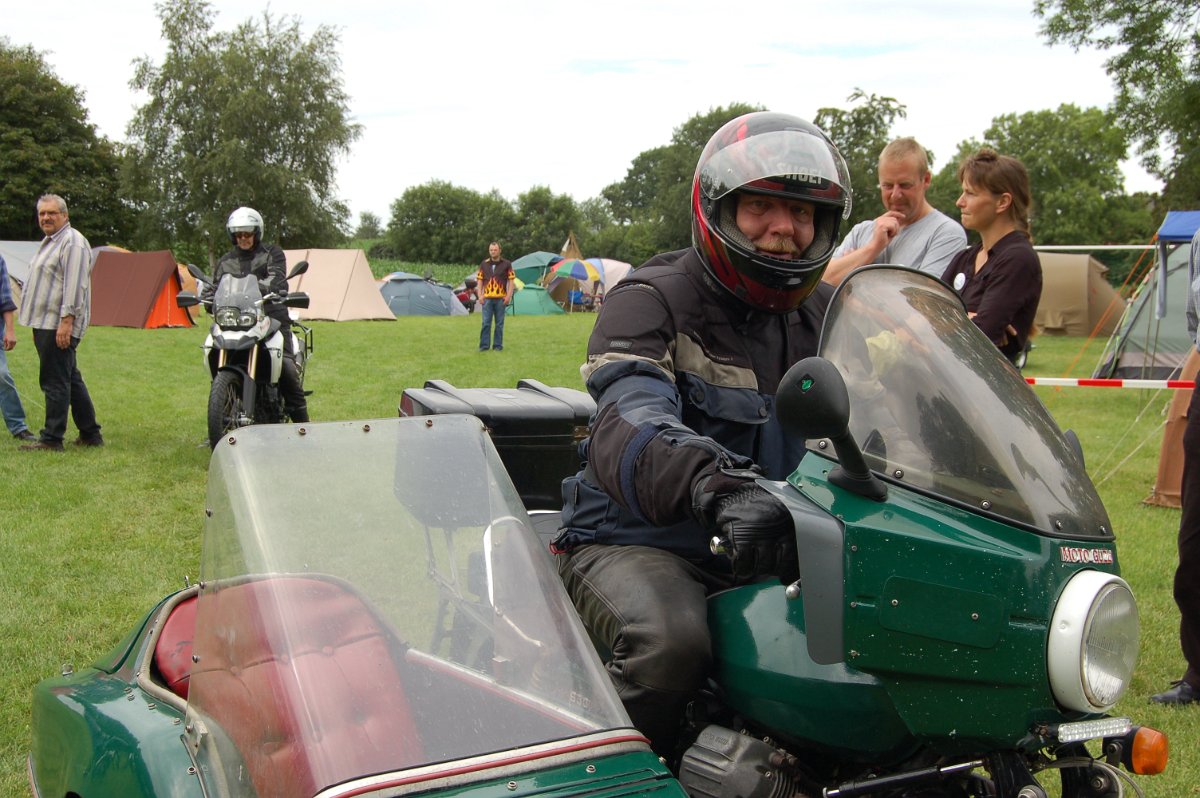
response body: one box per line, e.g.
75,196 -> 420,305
17,194 -> 103,451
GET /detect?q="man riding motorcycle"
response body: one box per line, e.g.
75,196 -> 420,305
554,112 -> 852,759
207,207 -> 309,423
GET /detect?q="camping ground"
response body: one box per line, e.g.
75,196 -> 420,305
1,317 -> 1196,796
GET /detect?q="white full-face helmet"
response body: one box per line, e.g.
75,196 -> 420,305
226,207 -> 265,246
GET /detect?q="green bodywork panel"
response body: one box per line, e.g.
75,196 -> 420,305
30,595 -> 204,797
709,455 -> 1120,761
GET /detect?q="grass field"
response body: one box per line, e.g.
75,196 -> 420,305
2,315 -> 1196,796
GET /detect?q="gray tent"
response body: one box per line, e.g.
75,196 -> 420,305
379,271 -> 467,316
1093,212 -> 1199,379
0,240 -> 40,290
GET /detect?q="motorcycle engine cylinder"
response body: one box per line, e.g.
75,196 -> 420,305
678,725 -> 804,798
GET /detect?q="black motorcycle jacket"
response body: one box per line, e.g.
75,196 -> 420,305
557,248 -> 832,565
210,244 -> 290,322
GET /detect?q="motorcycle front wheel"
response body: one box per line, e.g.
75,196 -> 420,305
208,371 -> 244,449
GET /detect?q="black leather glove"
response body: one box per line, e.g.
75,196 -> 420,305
715,484 -> 798,583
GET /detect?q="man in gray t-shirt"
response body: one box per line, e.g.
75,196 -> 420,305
823,137 -> 966,286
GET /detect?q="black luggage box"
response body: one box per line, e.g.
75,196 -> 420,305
399,378 -> 595,510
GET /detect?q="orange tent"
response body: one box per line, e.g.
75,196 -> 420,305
90,250 -> 194,328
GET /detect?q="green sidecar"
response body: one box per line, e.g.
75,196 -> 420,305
29,415 -> 681,798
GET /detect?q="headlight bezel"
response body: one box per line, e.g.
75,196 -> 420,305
1047,570 -> 1139,713
214,306 -> 257,331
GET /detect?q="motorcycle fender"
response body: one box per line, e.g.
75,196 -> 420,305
264,330 -> 285,384
216,365 -> 256,419
211,330 -> 260,352
758,479 -> 846,665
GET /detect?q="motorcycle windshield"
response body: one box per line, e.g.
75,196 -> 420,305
817,266 -> 1112,539
185,416 -> 630,797
212,273 -> 261,308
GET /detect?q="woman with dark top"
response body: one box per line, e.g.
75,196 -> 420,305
941,148 -> 1041,362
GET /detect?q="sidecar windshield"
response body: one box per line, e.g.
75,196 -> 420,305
211,273 -> 261,309
816,266 -> 1112,539
184,417 -> 630,797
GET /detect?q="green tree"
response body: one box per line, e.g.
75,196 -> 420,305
386,181 -> 515,264
985,104 -> 1154,243
124,0 -> 361,264
354,211 -> 382,239
814,90 -> 908,228
509,186 -> 582,256
0,39 -> 132,243
926,139 -> 980,217
602,146 -> 671,225
930,105 -> 1157,245
601,103 -> 761,259
1034,0 -> 1196,205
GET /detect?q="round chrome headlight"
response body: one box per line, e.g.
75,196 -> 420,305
1047,570 -> 1139,713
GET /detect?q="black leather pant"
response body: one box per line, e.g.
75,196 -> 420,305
556,544 -> 733,758
272,318 -> 308,423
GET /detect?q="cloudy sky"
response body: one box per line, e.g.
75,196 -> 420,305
12,0 -> 1154,225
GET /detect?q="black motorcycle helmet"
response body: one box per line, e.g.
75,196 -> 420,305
692,112 -> 852,313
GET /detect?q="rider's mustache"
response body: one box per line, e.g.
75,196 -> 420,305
755,237 -> 802,257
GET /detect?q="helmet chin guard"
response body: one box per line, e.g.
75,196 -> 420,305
692,112 -> 852,313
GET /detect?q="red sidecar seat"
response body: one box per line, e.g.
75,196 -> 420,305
185,576 -> 424,797
155,593 -> 198,699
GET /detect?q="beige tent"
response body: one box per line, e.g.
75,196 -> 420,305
284,249 -> 394,321
559,231 -> 583,260
1034,252 -> 1124,337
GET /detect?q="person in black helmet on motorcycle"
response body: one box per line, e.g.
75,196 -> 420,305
554,111 -> 852,759
208,207 -> 309,423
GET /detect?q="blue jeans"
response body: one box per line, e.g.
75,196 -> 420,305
479,298 -> 507,350
0,317 -> 30,435
32,328 -> 101,444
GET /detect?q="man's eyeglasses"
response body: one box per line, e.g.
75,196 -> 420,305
233,231 -> 255,238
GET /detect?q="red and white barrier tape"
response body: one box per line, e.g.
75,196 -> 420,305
1024,377 -> 1195,389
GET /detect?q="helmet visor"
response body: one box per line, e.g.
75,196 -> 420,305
229,225 -> 258,234
699,130 -> 851,218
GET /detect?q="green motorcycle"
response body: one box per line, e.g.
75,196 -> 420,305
664,267 -> 1168,797
404,267 -> 1169,797
29,267 -> 1166,798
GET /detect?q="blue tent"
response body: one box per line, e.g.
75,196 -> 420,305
1155,211 -> 1200,318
